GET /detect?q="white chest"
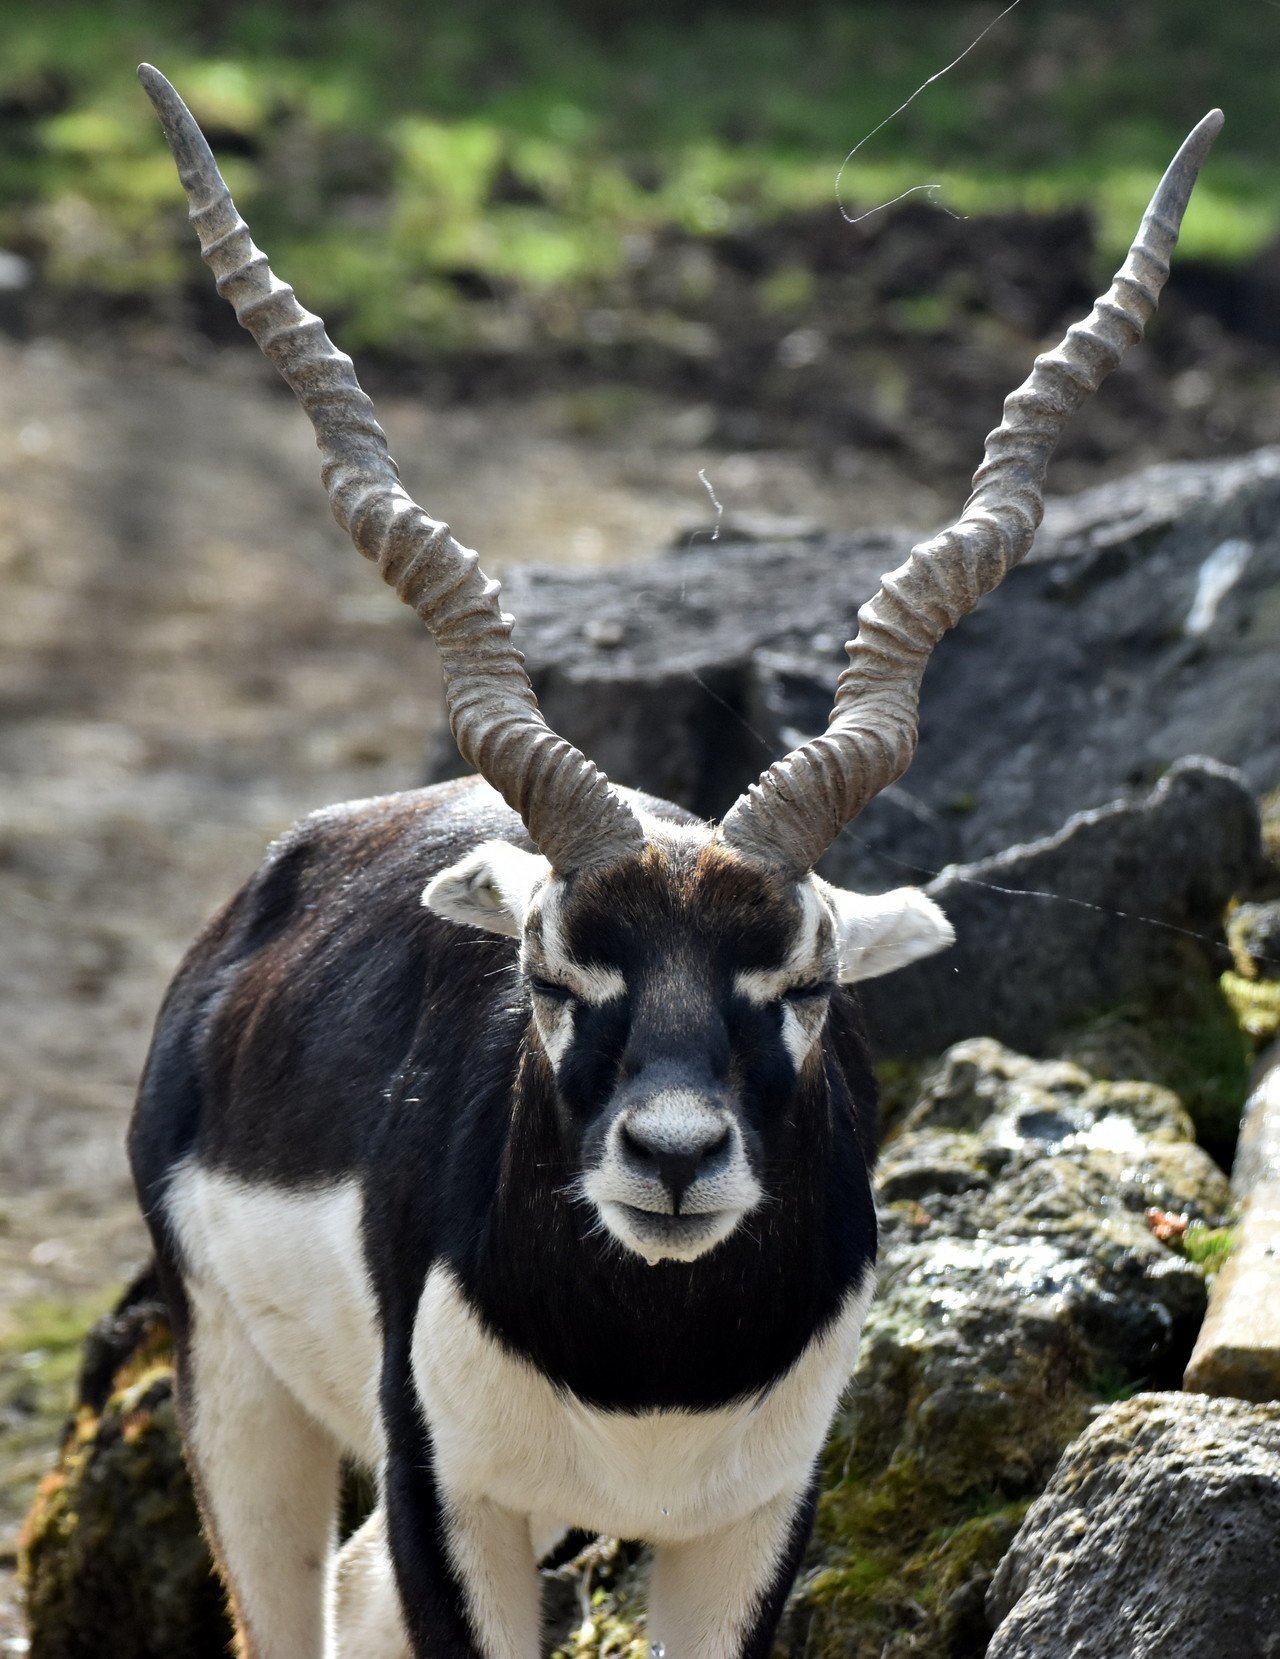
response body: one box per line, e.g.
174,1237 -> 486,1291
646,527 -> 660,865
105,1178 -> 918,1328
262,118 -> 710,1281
166,1164 -> 874,1543
411,1264 -> 874,1543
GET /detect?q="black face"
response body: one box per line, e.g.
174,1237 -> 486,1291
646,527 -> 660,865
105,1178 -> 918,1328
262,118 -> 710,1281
520,833 -> 838,1264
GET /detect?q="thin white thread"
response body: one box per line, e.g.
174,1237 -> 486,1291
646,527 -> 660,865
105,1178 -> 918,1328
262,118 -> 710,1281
835,0 -> 1024,225
686,669 -> 775,756
698,467 -> 724,541
864,841 -> 1240,960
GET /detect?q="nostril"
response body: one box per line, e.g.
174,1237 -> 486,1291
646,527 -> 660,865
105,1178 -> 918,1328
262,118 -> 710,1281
620,1124 -> 657,1167
616,1119 -> 736,1214
704,1128 -> 732,1167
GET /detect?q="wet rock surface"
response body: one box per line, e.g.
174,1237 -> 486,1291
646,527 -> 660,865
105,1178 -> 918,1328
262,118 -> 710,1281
985,1391 -> 1280,1659
783,1039 -> 1229,1659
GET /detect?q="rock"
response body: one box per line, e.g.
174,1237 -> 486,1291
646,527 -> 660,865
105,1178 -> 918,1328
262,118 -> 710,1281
19,1277 -> 231,1659
855,757 -> 1262,1064
433,447 -> 1280,893
1184,1041 -> 1280,1400
1229,898 -> 1280,979
985,1391 -> 1280,1659
782,1039 -> 1229,1659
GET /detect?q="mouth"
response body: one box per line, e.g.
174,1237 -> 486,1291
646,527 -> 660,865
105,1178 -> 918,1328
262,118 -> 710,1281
599,1200 -> 741,1265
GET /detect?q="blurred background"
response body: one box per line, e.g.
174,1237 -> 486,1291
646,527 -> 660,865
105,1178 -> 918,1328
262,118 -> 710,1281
2,0 -> 1280,1635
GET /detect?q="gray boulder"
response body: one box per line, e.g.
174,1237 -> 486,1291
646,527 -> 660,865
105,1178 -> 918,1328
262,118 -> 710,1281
856,757 -> 1262,1060
428,447 -> 1280,893
986,1391 -> 1280,1659
785,1039 -> 1229,1659
1229,898 -> 1280,979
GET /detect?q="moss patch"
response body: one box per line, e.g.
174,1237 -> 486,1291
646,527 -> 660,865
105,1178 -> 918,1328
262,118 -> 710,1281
20,1368 -> 231,1659
1049,977 -> 1253,1170
0,1295 -> 113,1549
1220,971 -> 1280,1045
548,1539 -> 648,1659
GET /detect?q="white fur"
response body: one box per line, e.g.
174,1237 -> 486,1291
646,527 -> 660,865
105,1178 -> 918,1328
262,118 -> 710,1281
184,1274 -> 343,1659
536,999 -> 576,1069
780,1001 -> 822,1070
334,1510 -> 409,1659
443,1495 -> 540,1659
334,1488 -> 808,1659
583,1089 -> 762,1264
816,879 -> 954,983
167,1164 -> 384,1465
648,1484 -> 804,1659
169,1165 -> 876,1658
529,880 -> 627,1004
733,883 -> 832,1005
423,841 -> 550,939
411,1262 -> 876,1546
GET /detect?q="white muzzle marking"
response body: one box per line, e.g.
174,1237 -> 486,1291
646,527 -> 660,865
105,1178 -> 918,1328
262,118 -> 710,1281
582,1090 -> 763,1266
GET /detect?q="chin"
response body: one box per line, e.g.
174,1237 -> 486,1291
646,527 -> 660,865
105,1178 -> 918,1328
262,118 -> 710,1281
598,1201 -> 744,1265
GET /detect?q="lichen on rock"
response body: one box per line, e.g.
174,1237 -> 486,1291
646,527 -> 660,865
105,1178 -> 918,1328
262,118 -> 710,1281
986,1391 -> 1280,1659
782,1039 -> 1229,1659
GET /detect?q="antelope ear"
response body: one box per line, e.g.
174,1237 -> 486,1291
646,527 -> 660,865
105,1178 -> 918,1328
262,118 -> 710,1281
423,842 -> 551,938
816,879 -> 954,983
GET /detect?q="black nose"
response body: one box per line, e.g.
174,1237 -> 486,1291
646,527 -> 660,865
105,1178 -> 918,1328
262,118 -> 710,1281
618,1122 -> 732,1213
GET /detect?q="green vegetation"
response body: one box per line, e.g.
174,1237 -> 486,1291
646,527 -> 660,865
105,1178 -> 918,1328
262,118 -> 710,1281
0,1295 -> 112,1547
1178,1219 -> 1236,1275
1220,970 -> 1280,1044
0,1 -> 1274,352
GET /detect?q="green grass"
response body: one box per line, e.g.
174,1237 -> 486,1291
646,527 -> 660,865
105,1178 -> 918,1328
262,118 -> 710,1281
0,1295 -> 112,1544
0,1 -> 1276,350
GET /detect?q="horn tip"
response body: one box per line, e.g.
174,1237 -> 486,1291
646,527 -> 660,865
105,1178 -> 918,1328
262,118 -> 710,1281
137,63 -> 180,118
1194,108 -> 1225,147
1185,108 -> 1225,158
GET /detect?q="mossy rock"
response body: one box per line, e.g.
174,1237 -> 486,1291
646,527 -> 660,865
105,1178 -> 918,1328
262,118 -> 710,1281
782,1039 -> 1228,1659
19,1276 -> 231,1659
1047,978 -> 1253,1168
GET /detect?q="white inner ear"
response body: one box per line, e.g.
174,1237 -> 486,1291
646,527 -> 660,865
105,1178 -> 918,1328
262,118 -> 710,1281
816,879 -> 954,983
422,841 -> 551,939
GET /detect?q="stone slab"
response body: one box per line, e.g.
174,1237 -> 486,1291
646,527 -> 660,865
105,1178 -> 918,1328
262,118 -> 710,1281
1184,1041 -> 1280,1400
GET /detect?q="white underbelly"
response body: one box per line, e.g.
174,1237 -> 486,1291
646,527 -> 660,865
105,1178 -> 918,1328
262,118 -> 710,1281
412,1264 -> 874,1543
166,1162 -> 385,1465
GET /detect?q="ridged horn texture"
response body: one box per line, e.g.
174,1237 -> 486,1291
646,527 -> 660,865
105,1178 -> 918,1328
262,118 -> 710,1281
139,65 -> 643,874
720,109 -> 1224,877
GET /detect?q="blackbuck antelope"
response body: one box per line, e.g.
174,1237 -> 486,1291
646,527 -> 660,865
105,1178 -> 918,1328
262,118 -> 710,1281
129,66 -> 1221,1659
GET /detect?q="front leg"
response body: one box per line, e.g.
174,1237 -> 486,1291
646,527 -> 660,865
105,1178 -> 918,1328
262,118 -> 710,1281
382,1362 -> 539,1659
648,1477 -> 819,1659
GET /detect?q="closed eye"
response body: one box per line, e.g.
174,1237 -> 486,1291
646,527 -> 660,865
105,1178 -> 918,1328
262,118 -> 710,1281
784,981 -> 833,1002
529,974 -> 574,1004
